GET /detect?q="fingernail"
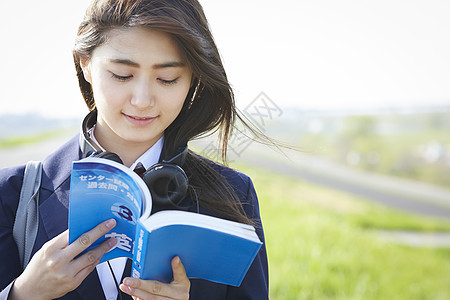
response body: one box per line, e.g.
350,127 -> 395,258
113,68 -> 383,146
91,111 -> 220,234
108,238 -> 117,247
123,277 -> 135,286
174,256 -> 180,264
120,284 -> 131,293
105,219 -> 116,229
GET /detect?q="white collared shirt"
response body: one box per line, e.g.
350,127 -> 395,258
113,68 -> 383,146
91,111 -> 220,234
90,127 -> 163,300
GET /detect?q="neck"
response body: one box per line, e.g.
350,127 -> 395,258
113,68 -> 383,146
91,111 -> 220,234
103,143 -> 149,167
93,129 -> 160,168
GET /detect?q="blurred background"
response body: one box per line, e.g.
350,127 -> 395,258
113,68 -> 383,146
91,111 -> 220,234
1,0 -> 449,299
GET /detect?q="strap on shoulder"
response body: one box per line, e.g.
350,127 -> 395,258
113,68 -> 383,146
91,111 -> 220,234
12,160 -> 43,270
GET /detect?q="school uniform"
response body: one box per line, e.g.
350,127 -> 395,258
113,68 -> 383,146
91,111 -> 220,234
0,133 -> 269,299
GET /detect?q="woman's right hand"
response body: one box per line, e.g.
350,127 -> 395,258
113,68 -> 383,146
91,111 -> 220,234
9,219 -> 118,300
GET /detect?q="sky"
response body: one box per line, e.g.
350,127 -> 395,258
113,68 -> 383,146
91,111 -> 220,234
0,0 -> 449,119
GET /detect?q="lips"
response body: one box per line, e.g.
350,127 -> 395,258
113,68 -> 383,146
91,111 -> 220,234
129,115 -> 153,120
123,113 -> 158,126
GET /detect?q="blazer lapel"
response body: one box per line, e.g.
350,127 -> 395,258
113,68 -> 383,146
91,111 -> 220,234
76,271 -> 106,300
39,134 -> 80,240
36,134 -> 106,299
119,259 -> 134,300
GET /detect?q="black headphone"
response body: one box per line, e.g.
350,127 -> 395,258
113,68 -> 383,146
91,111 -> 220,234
79,110 -> 191,209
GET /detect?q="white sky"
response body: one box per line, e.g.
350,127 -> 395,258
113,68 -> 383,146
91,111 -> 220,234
0,0 -> 449,118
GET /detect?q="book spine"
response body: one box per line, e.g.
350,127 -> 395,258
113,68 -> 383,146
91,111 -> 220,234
131,222 -> 149,278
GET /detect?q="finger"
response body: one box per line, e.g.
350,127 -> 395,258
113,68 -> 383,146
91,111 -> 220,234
71,260 -> 98,287
171,256 -> 189,285
120,277 -> 162,296
120,277 -> 169,298
71,237 -> 117,272
36,230 -> 70,262
52,230 -> 70,249
66,219 -> 116,258
119,278 -> 172,299
120,257 -> 190,299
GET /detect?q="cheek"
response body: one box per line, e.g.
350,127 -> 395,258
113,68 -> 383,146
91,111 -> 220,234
93,78 -> 126,107
161,84 -> 190,114
173,89 -> 190,111
161,97 -> 185,119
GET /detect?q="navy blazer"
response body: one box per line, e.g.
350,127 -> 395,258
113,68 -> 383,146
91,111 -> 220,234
0,134 -> 269,299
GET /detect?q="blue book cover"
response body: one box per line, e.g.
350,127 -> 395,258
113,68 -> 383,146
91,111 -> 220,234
68,157 -> 152,262
132,210 -> 262,287
69,157 -> 262,287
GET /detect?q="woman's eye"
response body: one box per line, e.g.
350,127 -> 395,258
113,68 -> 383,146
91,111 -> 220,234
111,72 -> 133,81
158,78 -> 179,86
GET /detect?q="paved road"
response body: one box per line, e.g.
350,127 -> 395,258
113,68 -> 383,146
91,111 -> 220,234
193,139 -> 450,220
2,135 -> 450,220
3,135 -> 450,247
0,134 -> 76,169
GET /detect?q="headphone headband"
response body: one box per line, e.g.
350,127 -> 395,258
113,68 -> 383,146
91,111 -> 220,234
163,145 -> 188,167
80,110 -> 188,165
80,110 -> 101,156
79,110 -> 195,211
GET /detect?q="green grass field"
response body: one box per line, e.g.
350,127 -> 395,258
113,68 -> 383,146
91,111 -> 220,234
234,163 -> 450,300
0,129 -> 72,149
3,134 -> 449,298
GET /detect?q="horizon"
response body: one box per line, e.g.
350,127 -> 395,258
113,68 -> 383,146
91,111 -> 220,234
0,0 -> 449,118
1,102 -> 449,122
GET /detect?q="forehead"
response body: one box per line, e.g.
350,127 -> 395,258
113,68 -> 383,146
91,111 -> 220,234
91,27 -> 185,64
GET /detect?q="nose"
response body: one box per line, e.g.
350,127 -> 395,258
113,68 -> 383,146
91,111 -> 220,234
130,78 -> 155,108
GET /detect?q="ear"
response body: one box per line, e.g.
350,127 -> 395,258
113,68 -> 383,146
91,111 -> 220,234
80,58 -> 92,84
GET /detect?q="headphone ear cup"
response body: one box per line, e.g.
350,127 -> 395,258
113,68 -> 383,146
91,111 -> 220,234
142,163 -> 188,207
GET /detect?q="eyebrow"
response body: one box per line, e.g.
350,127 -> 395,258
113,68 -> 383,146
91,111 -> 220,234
153,61 -> 185,69
110,58 -> 140,67
109,58 -> 185,69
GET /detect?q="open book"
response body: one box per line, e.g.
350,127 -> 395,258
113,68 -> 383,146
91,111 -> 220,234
68,157 -> 262,286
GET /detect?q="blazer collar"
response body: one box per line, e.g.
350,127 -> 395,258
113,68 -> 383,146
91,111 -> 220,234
41,134 -> 82,193
38,133 -> 106,299
37,134 -> 80,240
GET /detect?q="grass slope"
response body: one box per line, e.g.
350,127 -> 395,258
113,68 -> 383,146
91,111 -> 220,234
0,130 -> 72,149
234,163 -> 450,300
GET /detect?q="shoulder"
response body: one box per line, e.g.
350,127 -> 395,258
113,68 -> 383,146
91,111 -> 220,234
0,133 -> 80,217
0,164 -> 26,225
214,163 -> 253,192
193,152 -> 254,195
0,164 -> 26,195
190,153 -> 260,216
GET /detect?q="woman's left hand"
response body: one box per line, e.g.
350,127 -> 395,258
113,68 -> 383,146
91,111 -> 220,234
120,256 -> 190,300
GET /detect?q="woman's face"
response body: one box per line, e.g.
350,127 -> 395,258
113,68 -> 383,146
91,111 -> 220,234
82,27 -> 192,155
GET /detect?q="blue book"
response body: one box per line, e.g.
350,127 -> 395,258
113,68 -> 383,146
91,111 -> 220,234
68,157 -> 262,287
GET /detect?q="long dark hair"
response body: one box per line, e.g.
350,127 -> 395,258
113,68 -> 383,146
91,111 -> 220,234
73,0 -> 256,224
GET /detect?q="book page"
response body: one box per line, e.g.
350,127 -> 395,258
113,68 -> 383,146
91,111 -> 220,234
140,210 -> 260,242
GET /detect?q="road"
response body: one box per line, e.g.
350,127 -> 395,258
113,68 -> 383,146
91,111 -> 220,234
0,134 -> 76,169
2,134 -> 450,247
2,134 -> 450,220
193,139 -> 450,220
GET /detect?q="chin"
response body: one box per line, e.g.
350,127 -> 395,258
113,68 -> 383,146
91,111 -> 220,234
123,134 -> 160,146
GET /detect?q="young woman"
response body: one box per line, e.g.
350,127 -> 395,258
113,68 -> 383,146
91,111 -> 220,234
0,0 -> 268,299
